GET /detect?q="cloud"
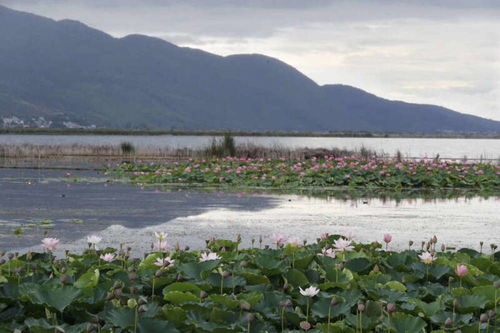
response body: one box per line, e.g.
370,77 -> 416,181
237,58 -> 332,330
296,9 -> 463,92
1,0 -> 499,120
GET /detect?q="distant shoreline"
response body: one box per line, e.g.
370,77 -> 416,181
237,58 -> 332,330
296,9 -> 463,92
1,128 -> 499,139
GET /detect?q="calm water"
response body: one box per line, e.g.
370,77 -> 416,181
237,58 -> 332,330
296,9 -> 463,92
1,168 -> 498,253
1,134 -> 500,159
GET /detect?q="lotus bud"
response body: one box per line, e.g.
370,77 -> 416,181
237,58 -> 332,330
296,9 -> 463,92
453,299 -> 460,308
372,264 -> 380,273
222,271 -> 230,279
240,260 -> 248,267
176,273 -> 184,282
138,304 -> 148,313
259,235 -> 263,246
479,313 -> 488,323
441,244 -> 446,252
127,298 -> 137,308
138,296 -> 147,305
330,297 -> 338,306
494,281 -> 500,288
246,313 -> 255,323
114,289 -> 123,297
299,321 -> 311,331
282,283 -> 289,292
205,239 -> 210,247
26,252 -> 32,260
409,240 -> 414,247
251,238 -> 255,247
264,245 -> 270,250
155,270 -> 163,278
357,302 -> 365,312
425,242 -> 431,251
387,303 -> 396,313
488,310 -> 495,319
432,235 -> 438,244
240,301 -> 251,310
59,275 -> 68,284
237,234 -> 242,242
444,317 -> 453,327
184,246 -> 190,251
303,240 -> 307,246
200,291 -> 208,299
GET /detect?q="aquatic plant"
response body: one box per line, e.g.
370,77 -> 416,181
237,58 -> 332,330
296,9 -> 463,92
113,156 -> 500,190
0,233 -> 498,331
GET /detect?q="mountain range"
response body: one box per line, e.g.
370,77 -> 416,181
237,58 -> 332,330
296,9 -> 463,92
0,5 -> 499,133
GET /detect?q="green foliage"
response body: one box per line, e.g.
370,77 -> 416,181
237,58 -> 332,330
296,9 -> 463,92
0,237 -> 498,331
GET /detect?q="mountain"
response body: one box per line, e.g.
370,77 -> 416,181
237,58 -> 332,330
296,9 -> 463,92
0,5 -> 499,133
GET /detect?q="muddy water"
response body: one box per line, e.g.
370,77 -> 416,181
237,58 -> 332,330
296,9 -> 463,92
0,168 -> 498,254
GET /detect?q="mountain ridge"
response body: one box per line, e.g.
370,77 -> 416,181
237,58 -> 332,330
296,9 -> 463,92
0,5 -> 499,133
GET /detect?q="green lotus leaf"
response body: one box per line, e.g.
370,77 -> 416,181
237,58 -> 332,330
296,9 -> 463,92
316,321 -> 356,333
346,258 -> 372,273
178,260 -> 220,280
238,272 -> 270,285
22,284 -> 81,313
74,268 -> 99,289
286,268 -> 309,287
455,295 -> 489,313
386,312 -> 427,332
138,317 -> 179,333
429,264 -> 451,280
384,281 -> 407,292
207,294 -> 240,309
161,305 -> 187,326
430,311 -> 473,325
164,291 -> 200,304
163,282 -> 202,295
105,306 -> 135,328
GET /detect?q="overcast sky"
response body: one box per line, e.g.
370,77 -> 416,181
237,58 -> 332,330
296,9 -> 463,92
2,0 -> 500,120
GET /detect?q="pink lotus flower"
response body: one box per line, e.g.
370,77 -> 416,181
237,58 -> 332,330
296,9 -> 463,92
318,247 -> 336,258
199,252 -> 221,262
384,234 -> 392,244
418,251 -> 436,264
154,241 -> 169,252
41,238 -> 60,252
270,233 -> 288,246
333,238 -> 354,252
320,233 -> 329,240
154,257 -> 175,268
100,253 -> 116,262
455,265 -> 468,277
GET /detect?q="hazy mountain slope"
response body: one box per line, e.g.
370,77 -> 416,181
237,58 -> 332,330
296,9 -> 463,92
0,5 -> 499,133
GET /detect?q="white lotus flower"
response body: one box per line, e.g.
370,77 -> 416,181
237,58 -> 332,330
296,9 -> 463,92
154,232 -> 168,241
154,257 -> 175,268
87,235 -> 102,245
199,252 -> 221,262
299,286 -> 319,297
100,253 -> 116,262
333,238 -> 354,252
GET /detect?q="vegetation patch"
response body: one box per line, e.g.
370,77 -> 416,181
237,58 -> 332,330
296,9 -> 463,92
114,156 -> 500,189
0,233 -> 498,332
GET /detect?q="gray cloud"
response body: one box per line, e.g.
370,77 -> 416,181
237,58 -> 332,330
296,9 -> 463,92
1,0 -> 499,120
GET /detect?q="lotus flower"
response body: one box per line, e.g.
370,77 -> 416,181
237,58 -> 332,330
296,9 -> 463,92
318,247 -> 336,258
153,241 -> 169,252
154,257 -> 175,268
199,252 -> 221,262
320,233 -> 329,240
100,253 -> 116,262
299,286 -> 319,297
333,238 -> 354,252
154,232 -> 168,241
270,233 -> 288,246
455,264 -> 468,277
418,251 -> 436,264
383,234 -> 392,244
41,238 -> 59,252
86,235 -> 102,248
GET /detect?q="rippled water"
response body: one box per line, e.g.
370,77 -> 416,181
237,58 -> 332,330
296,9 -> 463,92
1,168 -> 498,254
1,134 -> 500,159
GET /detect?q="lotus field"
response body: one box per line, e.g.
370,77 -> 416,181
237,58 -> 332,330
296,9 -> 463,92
113,157 -> 500,189
0,233 -> 499,332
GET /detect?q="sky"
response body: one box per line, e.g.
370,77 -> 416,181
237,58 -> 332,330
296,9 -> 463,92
2,0 -> 500,121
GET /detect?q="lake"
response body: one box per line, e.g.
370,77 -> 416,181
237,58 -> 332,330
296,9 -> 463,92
1,134 -> 500,159
2,168 -> 498,255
